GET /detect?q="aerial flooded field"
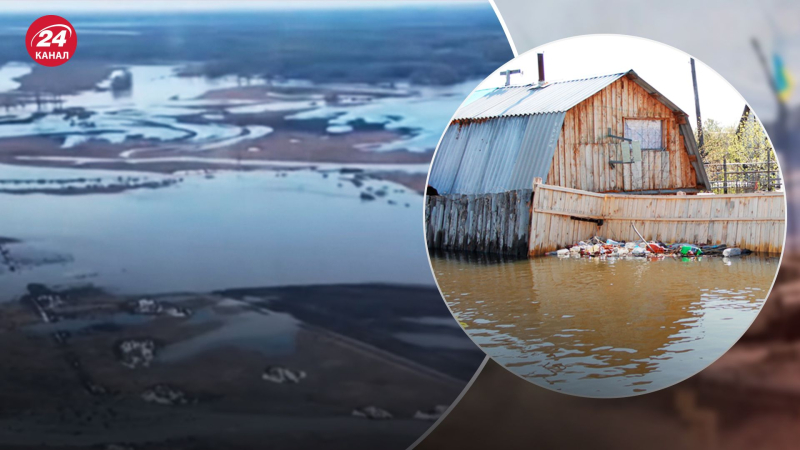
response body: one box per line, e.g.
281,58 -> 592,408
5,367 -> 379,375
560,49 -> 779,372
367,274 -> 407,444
0,61 -> 470,180
0,5 -> 511,449
0,165 -> 431,298
431,252 -> 778,397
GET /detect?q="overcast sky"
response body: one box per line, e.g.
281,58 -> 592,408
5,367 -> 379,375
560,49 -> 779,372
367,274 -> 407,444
475,35 -> 748,129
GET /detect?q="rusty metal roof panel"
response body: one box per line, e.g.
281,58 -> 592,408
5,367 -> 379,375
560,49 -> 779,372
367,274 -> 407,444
429,112 -> 565,195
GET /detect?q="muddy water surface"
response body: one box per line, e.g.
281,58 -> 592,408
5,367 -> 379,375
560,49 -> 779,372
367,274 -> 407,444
431,252 -> 778,397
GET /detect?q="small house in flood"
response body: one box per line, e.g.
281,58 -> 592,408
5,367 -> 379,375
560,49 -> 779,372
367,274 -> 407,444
425,70 -> 787,256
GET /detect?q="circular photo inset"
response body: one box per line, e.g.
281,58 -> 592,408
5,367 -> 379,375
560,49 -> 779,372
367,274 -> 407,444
424,35 -> 786,398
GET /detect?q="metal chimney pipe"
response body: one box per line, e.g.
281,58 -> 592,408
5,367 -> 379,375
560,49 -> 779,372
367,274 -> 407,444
537,53 -> 545,83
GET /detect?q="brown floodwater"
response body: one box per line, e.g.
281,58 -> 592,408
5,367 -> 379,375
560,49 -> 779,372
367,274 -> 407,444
430,252 -> 778,397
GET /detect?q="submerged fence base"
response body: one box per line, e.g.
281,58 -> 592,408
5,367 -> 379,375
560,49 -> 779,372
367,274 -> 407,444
425,190 -> 532,256
529,183 -> 786,256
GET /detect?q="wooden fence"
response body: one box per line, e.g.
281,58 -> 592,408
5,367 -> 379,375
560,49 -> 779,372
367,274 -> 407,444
529,183 -> 785,255
425,190 -> 532,256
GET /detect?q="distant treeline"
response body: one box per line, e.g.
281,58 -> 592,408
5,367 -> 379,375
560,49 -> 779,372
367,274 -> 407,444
0,5 -> 512,86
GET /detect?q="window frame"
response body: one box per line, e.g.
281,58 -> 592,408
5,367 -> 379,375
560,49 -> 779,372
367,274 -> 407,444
623,118 -> 664,151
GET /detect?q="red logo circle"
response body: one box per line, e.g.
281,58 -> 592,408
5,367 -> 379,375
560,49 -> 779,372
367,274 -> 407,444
25,15 -> 77,67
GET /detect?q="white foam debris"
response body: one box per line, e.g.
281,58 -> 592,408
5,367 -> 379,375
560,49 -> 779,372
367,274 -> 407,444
262,366 -> 307,384
128,298 -> 192,318
132,298 -> 163,315
141,384 -> 191,406
164,306 -> 192,318
413,404 -> 449,421
116,339 -> 157,369
352,406 -> 393,420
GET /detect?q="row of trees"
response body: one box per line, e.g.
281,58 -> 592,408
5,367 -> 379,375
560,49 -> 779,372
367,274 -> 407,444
699,112 -> 775,165
698,112 -> 780,193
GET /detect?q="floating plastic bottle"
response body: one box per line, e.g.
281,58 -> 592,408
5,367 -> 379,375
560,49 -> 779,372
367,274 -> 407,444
722,248 -> 741,257
680,245 -> 702,256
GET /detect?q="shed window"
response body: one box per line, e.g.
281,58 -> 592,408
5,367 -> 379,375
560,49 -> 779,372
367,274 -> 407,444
624,119 -> 663,149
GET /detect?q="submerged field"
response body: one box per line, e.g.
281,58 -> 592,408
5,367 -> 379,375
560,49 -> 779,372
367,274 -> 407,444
0,4 -> 511,448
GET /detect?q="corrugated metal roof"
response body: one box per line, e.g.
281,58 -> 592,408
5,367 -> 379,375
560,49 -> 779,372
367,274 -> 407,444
453,70 -> 691,120
428,112 -> 565,195
454,72 -> 626,120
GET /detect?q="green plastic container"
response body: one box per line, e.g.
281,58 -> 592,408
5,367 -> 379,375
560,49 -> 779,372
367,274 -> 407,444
680,245 -> 702,256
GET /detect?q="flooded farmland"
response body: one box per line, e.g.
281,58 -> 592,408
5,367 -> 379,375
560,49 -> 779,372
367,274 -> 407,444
0,5 -> 513,447
0,61 -> 477,158
0,164 -> 431,301
431,252 -> 778,397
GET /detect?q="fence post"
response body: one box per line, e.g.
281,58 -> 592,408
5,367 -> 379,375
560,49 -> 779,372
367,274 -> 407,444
723,157 -> 728,194
766,150 -> 772,191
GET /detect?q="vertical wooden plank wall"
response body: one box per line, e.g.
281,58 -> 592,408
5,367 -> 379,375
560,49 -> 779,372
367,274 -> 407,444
545,74 -> 698,193
528,184 -> 606,255
600,192 -> 785,253
425,190 -> 533,256
529,184 -> 785,255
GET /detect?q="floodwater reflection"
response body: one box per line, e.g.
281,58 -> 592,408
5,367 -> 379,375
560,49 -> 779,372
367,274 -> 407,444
431,252 -> 777,397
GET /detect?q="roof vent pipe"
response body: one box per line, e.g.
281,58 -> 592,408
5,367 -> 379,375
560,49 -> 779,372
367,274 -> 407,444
537,53 -> 545,83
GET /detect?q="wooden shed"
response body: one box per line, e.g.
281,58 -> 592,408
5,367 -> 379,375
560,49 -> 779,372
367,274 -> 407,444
428,70 -> 709,197
425,71 -> 784,256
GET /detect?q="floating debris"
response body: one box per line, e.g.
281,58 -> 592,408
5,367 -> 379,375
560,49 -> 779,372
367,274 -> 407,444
360,192 -> 375,201
128,298 -> 163,315
547,235 -> 751,260
125,298 -> 192,318
35,293 -> 64,308
352,406 -> 393,420
262,366 -> 306,384
723,248 -> 743,257
164,306 -> 192,318
413,404 -> 449,421
141,384 -> 192,406
115,339 -> 157,369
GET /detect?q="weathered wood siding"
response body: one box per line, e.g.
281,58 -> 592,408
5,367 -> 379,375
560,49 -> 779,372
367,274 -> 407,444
546,74 -> 699,193
529,184 -> 605,256
529,183 -> 785,255
425,190 -> 532,256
